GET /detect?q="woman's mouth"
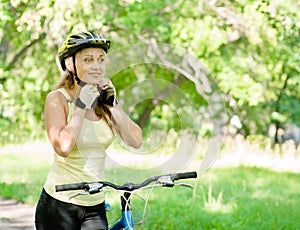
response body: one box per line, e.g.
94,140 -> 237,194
89,72 -> 102,77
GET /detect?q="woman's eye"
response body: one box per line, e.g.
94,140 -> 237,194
84,57 -> 93,63
97,57 -> 105,63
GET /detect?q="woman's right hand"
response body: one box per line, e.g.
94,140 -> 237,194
75,82 -> 100,110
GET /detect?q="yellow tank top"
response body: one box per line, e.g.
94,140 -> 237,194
44,88 -> 114,206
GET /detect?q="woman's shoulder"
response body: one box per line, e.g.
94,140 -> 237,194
47,88 -> 67,98
46,88 -> 69,105
44,89 -> 69,118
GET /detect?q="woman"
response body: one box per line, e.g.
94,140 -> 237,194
35,31 -> 142,229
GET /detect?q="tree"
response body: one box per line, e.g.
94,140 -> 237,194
0,0 -> 299,145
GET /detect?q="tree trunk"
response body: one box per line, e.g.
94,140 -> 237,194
136,75 -> 186,129
273,72 -> 290,147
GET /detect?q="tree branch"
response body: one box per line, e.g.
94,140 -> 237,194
204,0 -> 246,40
0,25 -> 10,63
152,0 -> 183,14
8,33 -> 46,69
0,2 -> 17,64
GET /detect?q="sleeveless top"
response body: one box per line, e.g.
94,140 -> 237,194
44,88 -> 114,206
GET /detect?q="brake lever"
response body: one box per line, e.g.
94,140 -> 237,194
69,182 -> 104,200
69,191 -> 89,200
174,183 -> 194,189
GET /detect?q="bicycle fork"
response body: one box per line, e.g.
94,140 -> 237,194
110,192 -> 134,230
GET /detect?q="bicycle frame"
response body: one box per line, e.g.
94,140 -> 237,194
110,192 -> 134,230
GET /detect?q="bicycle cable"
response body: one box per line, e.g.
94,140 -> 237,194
136,186 -> 154,229
104,183 -> 164,228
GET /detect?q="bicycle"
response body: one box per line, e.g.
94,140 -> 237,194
55,171 -> 197,229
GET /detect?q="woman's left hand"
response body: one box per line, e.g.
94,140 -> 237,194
98,80 -> 117,106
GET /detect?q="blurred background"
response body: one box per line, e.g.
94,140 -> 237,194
0,0 -> 299,229
0,0 -> 299,147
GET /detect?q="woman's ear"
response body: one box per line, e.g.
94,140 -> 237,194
65,56 -> 74,72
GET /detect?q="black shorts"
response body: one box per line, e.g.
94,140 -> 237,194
35,188 -> 108,230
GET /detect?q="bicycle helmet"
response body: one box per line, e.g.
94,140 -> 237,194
58,31 -> 111,71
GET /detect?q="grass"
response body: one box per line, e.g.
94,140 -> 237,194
105,167 -> 300,230
0,141 -> 300,229
0,153 -> 50,204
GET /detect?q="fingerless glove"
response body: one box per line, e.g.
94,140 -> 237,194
75,82 -> 100,110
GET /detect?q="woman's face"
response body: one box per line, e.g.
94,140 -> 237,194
75,47 -> 106,85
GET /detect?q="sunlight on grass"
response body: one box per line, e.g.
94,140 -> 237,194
200,184 -> 235,213
0,140 -> 300,229
0,148 -> 51,204
214,135 -> 300,173
107,130 -> 200,173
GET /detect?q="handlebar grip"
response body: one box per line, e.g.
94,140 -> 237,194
172,171 -> 197,180
55,182 -> 86,192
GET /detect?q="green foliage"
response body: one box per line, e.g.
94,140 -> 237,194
0,0 -> 299,144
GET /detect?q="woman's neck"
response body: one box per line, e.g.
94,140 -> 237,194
67,86 -> 79,102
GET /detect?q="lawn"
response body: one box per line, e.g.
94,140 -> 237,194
0,148 -> 299,229
106,167 -> 300,230
0,153 -> 50,204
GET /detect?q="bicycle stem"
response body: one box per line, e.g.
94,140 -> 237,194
121,192 -> 131,211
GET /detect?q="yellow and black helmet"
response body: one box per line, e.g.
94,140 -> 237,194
58,31 -> 111,70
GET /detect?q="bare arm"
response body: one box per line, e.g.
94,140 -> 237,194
44,91 -> 86,157
109,103 -> 142,148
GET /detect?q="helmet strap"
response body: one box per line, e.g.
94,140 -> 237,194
72,54 -> 81,85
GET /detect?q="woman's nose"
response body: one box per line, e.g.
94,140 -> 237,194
92,60 -> 104,69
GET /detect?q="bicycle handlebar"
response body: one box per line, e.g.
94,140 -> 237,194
171,171 -> 197,180
55,171 -> 197,193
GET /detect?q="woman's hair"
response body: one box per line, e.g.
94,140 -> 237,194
55,72 -> 113,132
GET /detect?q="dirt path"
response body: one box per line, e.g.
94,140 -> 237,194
0,197 -> 35,230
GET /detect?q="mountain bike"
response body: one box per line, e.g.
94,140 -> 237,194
56,171 -> 197,229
